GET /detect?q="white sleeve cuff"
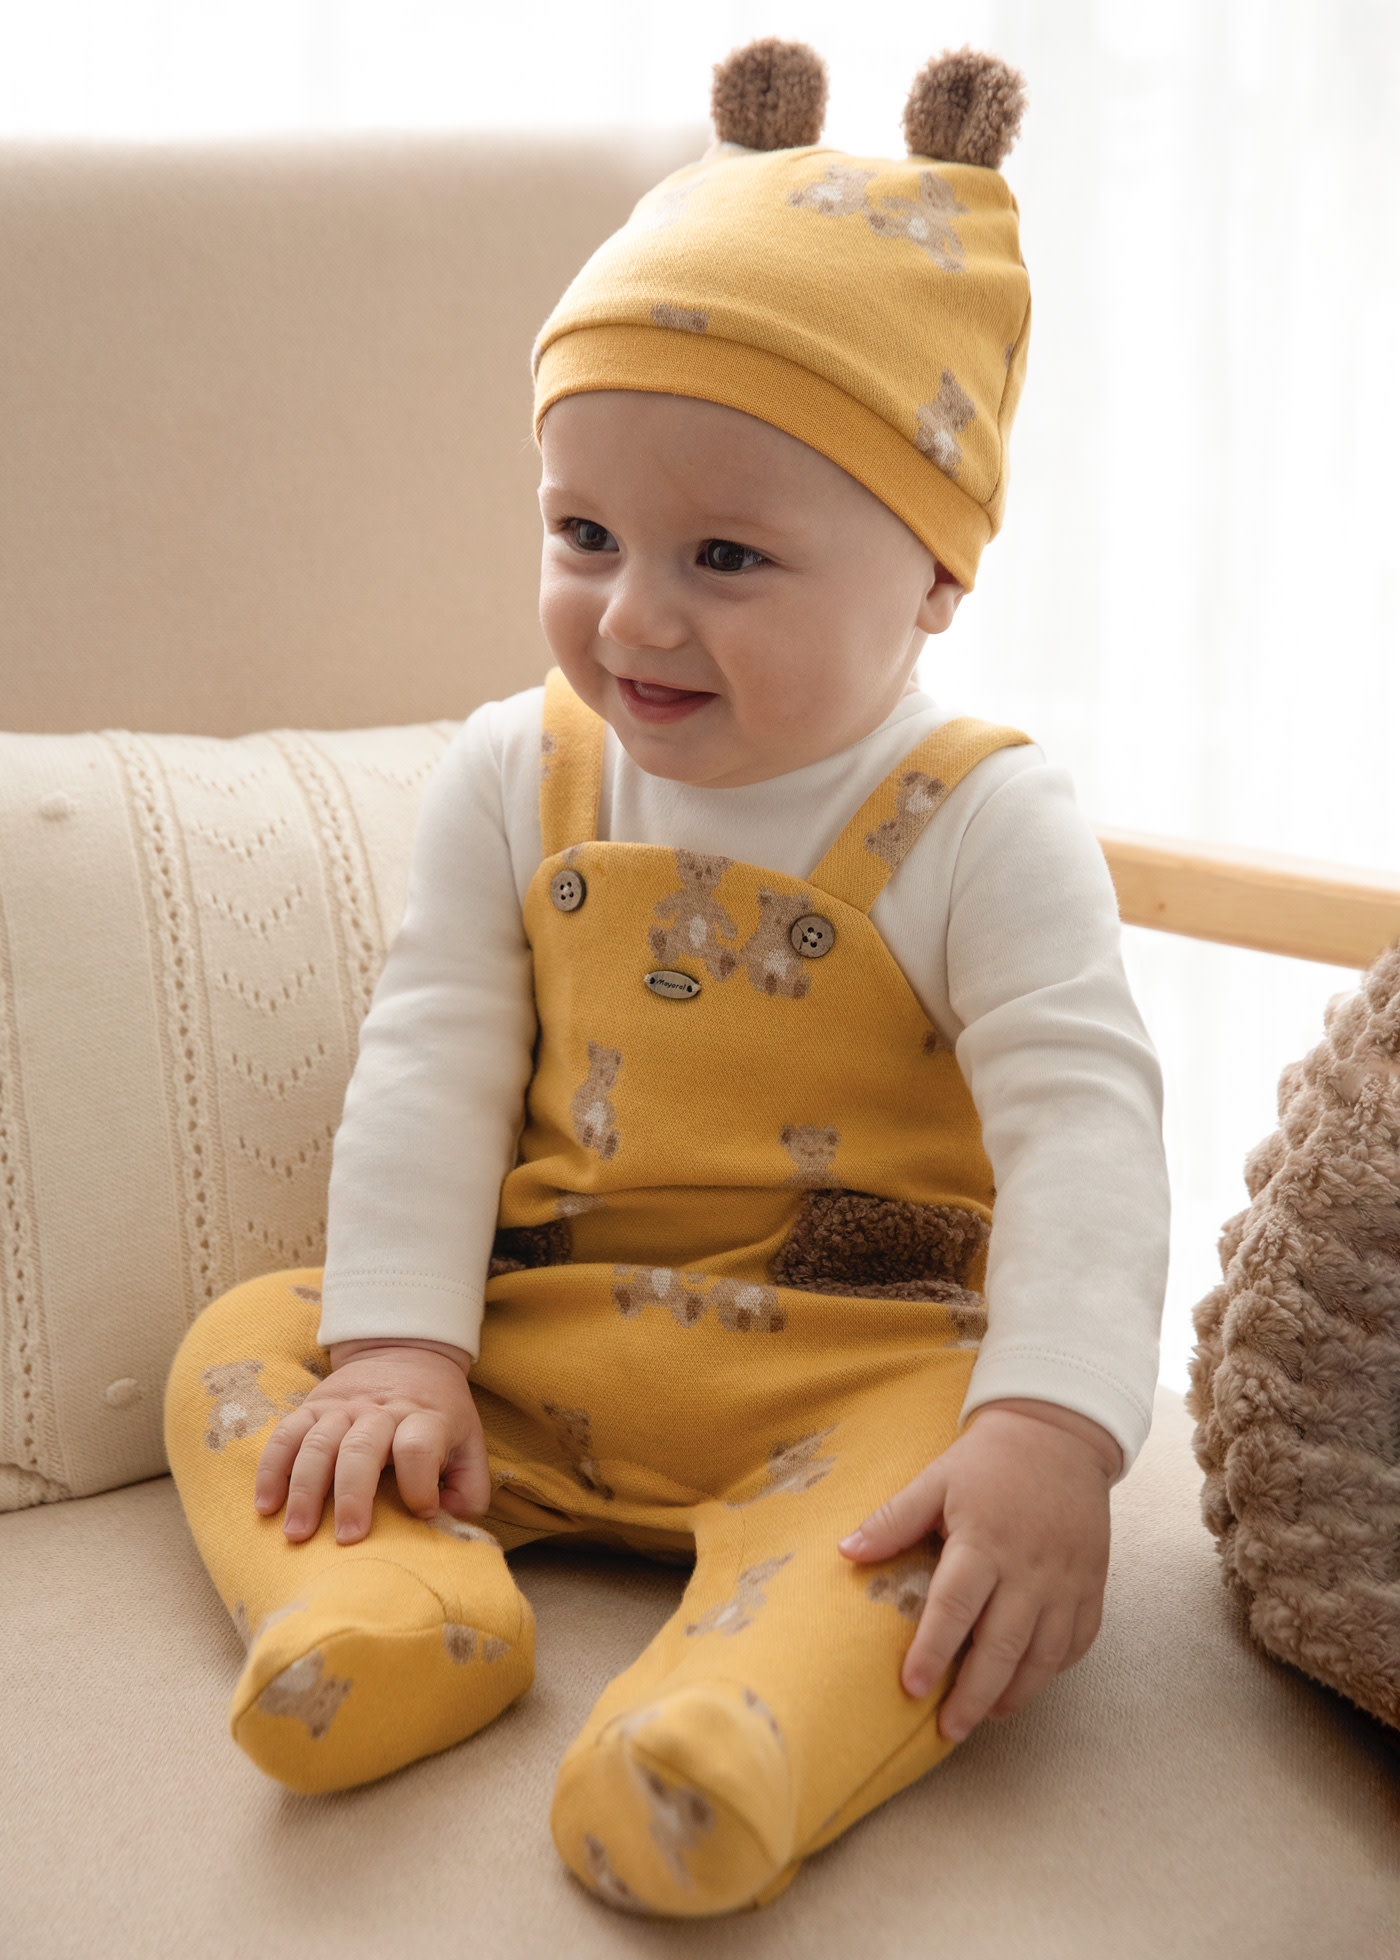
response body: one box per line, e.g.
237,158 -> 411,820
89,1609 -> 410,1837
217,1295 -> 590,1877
960,1344 -> 1156,1480
317,1272 -> 485,1360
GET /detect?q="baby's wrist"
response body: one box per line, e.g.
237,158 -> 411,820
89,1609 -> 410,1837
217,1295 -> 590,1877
969,1397 -> 1122,1480
328,1337 -> 473,1377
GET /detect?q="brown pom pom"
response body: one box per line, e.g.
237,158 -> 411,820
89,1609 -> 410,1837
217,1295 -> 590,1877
711,38 -> 828,151
902,47 -> 1026,169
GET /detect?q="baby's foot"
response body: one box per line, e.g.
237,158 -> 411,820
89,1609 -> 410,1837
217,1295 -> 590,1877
552,1679 -> 797,1915
230,1557 -> 532,1794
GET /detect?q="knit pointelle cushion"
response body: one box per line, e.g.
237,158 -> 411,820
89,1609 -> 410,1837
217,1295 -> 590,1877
1189,940 -> 1400,1730
0,722 -> 456,1513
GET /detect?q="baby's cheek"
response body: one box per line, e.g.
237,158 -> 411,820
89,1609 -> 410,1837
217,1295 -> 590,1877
538,566 -> 598,661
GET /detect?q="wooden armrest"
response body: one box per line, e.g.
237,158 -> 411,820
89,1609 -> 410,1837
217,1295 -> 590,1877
1096,828 -> 1400,968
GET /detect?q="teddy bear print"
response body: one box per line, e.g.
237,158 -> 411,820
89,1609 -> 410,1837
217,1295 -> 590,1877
581,1834 -> 647,1914
865,771 -> 948,872
540,729 -> 557,782
915,370 -> 977,480
290,1283 -> 322,1305
611,1265 -> 709,1328
200,1359 -> 279,1451
649,851 -> 738,980
542,1400 -> 614,1500
255,1649 -> 353,1738
611,1266 -> 785,1332
611,1266 -> 664,1320
866,170 -> 969,272
685,1552 -> 794,1637
635,1760 -> 716,1883
740,888 -> 816,999
709,1278 -> 787,1333
650,302 -> 709,334
866,1547 -> 938,1623
789,163 -> 967,273
780,1123 -> 841,1188
948,1299 -> 988,1347
427,1512 -> 500,1548
281,1351 -> 333,1409
921,1026 -> 952,1056
232,1596 -> 308,1651
441,1624 -> 511,1665
571,1041 -> 622,1159
554,1190 -> 605,1220
629,173 -> 703,235
734,1430 -> 837,1506
742,1686 -> 785,1747
788,162 -> 877,218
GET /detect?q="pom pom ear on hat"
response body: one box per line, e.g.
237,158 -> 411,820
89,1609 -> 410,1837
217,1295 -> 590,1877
903,47 -> 1026,169
711,38 -> 828,151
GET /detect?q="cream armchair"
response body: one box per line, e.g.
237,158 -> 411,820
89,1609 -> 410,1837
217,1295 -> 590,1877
1,133 -> 1395,1956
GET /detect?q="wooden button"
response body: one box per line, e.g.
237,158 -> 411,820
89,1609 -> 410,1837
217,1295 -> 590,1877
549,868 -> 586,913
790,914 -> 835,958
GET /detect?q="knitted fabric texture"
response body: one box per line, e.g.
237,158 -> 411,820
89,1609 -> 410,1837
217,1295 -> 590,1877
531,52 -> 1031,592
0,721 -> 454,1514
1189,941 -> 1400,1731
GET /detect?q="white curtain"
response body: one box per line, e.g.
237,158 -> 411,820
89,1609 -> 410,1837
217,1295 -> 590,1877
4,0 -> 1398,1387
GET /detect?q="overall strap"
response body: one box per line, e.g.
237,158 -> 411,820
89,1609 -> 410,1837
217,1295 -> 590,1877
808,717 -> 1031,914
539,668 -> 606,855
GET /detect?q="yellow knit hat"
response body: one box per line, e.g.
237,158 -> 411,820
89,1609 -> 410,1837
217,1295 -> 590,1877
532,41 -> 1031,591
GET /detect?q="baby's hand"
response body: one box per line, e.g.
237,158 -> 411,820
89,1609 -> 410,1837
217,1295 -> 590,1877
838,1399 -> 1119,1742
253,1338 -> 491,1545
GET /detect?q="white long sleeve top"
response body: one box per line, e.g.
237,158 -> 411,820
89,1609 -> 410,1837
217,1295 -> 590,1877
319,683 -> 1169,1471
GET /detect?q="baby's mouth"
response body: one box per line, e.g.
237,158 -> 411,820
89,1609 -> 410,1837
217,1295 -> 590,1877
617,676 -> 716,724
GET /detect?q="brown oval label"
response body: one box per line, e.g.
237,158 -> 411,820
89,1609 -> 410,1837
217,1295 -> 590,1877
644,969 -> 701,1001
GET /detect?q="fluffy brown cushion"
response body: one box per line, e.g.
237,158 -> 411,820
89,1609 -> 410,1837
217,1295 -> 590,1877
1190,940 -> 1400,1729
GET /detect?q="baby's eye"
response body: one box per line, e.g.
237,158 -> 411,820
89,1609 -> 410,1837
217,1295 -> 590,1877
562,519 -> 617,553
699,538 -> 765,574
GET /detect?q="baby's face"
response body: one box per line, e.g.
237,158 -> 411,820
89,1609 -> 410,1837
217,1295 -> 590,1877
537,392 -> 960,788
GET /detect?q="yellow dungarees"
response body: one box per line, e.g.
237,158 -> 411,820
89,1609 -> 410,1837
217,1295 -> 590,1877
165,672 -> 1029,1916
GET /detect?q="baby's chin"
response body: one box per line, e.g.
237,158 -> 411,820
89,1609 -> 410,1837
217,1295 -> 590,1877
605,714 -> 764,790
610,719 -> 851,791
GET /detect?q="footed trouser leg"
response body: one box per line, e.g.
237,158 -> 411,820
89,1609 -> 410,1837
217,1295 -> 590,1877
164,1270 -> 535,1796
550,1354 -> 968,1918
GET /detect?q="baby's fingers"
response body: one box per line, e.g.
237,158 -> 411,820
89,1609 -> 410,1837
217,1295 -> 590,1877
253,1407 -> 318,1515
330,1408 -> 399,1543
985,1606 -> 1077,1722
839,1460 -> 948,1563
438,1425 -> 493,1520
901,1540 -> 997,1700
936,1589 -> 1039,1742
281,1408 -> 354,1541
390,1411 -> 454,1520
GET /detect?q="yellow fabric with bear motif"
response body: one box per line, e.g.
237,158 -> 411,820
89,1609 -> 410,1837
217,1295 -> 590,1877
533,144 -> 1031,591
163,670 -> 1032,1918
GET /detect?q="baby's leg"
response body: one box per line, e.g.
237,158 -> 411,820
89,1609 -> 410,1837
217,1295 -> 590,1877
164,1270 -> 534,1795
551,1360 -> 967,1916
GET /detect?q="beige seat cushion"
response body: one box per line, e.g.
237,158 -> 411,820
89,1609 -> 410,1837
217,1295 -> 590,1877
1,1391 -> 1396,1958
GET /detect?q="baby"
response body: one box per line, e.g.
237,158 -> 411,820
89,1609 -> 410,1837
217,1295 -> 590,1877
165,41 -> 1168,1919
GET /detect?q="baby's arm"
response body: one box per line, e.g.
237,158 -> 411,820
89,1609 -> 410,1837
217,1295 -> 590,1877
850,750 -> 1168,1735
255,1338 -> 490,1542
839,1398 -> 1119,1740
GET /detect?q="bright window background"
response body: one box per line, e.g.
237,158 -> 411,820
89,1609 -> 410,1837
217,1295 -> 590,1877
4,0 -> 1398,1393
